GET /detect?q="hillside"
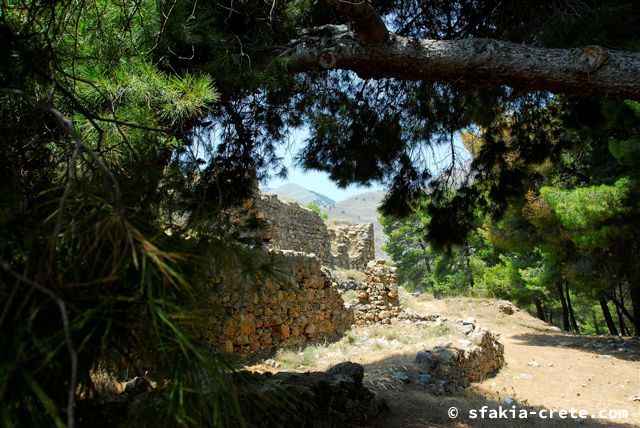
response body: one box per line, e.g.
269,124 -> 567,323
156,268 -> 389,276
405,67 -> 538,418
267,183 -> 336,208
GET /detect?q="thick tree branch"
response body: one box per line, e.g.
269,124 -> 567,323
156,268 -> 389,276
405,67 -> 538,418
285,25 -> 640,99
326,0 -> 388,44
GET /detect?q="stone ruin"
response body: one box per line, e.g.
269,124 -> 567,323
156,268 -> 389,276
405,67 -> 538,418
351,260 -> 402,325
92,192 -> 505,428
415,318 -> 505,394
234,362 -> 383,427
254,194 -> 333,265
211,191 -> 504,398
255,193 -> 375,270
327,223 -> 375,271
206,250 -> 353,353
118,361 -> 384,428
205,192 -> 381,354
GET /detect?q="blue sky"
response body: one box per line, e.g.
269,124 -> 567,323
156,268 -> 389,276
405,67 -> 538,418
262,128 -> 385,201
261,128 -> 472,202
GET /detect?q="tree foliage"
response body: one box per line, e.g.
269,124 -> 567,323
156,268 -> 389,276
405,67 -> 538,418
1,0 -> 640,426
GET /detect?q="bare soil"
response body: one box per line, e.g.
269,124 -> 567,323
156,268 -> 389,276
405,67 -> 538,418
250,293 -> 640,427
369,296 -> 640,427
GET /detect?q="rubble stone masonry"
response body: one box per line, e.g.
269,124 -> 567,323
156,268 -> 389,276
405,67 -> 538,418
255,193 -> 376,270
206,250 -> 353,353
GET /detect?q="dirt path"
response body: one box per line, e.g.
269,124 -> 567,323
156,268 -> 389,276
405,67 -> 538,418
369,297 -> 640,427
252,294 -> 639,427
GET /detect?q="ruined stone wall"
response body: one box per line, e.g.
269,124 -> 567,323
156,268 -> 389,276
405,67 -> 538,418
206,250 -> 353,353
351,259 -> 402,325
255,193 -> 376,269
255,194 -> 333,265
415,320 -> 505,394
327,223 -> 375,270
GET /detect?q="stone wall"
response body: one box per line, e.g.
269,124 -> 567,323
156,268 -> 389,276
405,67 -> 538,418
351,260 -> 402,325
206,250 -> 353,353
327,223 -> 376,270
235,362 -> 384,427
255,194 -> 333,265
255,193 -> 376,269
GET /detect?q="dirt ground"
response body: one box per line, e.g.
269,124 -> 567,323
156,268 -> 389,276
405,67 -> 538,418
250,293 -> 640,427
369,296 -> 640,427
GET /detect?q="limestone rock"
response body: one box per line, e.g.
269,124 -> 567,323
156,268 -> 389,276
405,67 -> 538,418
497,301 -> 515,315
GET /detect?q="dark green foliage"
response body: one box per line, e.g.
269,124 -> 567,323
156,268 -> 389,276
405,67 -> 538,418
306,202 -> 328,219
382,97 -> 640,335
0,1 -> 275,426
2,0 -> 640,426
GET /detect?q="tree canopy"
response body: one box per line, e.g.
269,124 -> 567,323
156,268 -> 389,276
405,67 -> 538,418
1,0 -> 639,426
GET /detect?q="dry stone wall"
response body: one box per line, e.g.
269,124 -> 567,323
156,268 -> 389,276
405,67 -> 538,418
415,319 -> 505,394
351,260 -> 402,325
255,194 -> 333,265
235,362 -> 384,427
206,193 -> 379,353
206,250 -> 353,353
255,193 -> 376,269
328,223 -> 376,270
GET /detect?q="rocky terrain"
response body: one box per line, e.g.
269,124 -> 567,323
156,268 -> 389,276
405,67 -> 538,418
290,294 -> 639,428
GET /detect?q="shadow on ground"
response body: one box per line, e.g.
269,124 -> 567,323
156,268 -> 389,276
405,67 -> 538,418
370,388 -> 637,428
358,354 -> 638,428
510,332 -> 640,362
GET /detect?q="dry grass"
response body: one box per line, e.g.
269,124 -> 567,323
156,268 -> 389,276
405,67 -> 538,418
262,319 -> 456,375
331,267 -> 366,282
89,367 -> 123,400
341,289 -> 357,304
398,287 -> 434,313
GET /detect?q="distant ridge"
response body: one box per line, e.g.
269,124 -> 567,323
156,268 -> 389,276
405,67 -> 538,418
267,183 -> 336,209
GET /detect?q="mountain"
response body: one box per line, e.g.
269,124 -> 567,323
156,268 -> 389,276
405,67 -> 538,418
267,183 -> 336,208
325,191 -> 385,224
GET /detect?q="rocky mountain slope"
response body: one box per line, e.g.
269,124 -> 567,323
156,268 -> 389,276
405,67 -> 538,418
267,183 -> 335,208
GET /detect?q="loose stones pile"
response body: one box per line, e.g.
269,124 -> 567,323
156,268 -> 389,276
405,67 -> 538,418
206,250 -> 353,353
351,259 -> 402,325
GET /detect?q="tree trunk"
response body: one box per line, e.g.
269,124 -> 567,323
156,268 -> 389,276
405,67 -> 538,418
591,310 -> 600,336
607,291 -> 637,326
599,296 -> 619,336
629,283 -> 640,336
565,283 -> 579,333
286,25 -> 640,100
556,282 -> 570,332
614,286 -> 628,336
418,241 -> 432,274
464,245 -> 474,289
534,299 -> 546,322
